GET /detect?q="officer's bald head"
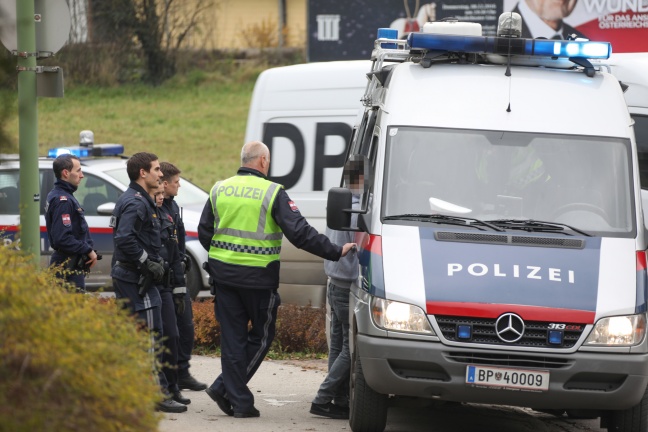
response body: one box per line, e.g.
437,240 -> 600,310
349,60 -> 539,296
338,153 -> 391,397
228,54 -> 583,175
241,141 -> 271,176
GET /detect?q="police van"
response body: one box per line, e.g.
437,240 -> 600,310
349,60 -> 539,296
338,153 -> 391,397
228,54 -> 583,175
325,16 -> 648,432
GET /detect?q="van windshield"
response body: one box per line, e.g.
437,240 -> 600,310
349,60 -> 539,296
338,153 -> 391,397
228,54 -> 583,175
383,127 -> 635,237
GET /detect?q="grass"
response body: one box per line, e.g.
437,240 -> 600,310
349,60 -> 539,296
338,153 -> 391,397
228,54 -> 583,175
2,69 -> 264,191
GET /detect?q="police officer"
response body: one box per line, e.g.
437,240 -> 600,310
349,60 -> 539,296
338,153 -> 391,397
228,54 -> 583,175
159,161 -> 207,393
45,154 -> 98,290
197,141 -> 356,419
110,152 -> 186,414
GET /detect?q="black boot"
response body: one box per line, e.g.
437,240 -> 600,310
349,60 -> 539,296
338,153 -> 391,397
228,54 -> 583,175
178,371 -> 207,391
172,390 -> 191,405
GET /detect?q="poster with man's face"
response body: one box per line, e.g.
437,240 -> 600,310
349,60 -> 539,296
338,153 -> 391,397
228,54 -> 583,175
308,0 -> 648,61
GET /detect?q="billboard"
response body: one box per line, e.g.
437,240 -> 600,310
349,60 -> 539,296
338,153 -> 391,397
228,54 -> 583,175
308,0 -> 648,61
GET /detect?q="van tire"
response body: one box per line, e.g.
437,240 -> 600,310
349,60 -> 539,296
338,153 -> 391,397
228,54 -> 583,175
606,385 -> 648,431
349,333 -> 388,432
185,255 -> 202,300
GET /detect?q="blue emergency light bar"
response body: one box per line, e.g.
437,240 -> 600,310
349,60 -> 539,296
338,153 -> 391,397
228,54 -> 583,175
48,143 -> 125,158
407,33 -> 611,59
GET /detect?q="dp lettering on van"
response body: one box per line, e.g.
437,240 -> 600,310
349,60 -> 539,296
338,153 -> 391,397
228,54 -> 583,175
263,122 -> 352,190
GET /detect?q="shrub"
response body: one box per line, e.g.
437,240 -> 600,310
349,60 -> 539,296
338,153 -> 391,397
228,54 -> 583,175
192,299 -> 327,355
0,246 -> 161,432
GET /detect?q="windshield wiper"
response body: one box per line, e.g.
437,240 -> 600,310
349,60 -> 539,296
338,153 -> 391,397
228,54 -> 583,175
383,214 -> 505,232
486,219 -> 592,237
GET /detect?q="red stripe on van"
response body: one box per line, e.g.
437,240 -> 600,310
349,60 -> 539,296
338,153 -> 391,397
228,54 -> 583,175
426,301 -> 595,324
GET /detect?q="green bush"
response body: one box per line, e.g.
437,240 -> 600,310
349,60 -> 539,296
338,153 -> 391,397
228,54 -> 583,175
0,246 -> 162,432
192,299 -> 327,355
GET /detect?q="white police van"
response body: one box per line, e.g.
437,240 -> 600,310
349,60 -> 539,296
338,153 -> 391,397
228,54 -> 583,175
326,16 -> 648,432
0,140 -> 210,298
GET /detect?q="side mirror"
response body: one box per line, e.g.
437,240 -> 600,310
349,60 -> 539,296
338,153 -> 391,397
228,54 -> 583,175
97,202 -> 116,216
327,187 -> 352,230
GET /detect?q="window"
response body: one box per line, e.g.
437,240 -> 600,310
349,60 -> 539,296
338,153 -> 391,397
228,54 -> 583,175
76,174 -> 122,216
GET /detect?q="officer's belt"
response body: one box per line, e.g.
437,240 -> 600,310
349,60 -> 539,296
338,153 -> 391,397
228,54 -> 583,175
115,261 -> 139,271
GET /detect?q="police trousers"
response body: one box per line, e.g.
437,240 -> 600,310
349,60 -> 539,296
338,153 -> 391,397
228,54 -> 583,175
208,283 -> 281,413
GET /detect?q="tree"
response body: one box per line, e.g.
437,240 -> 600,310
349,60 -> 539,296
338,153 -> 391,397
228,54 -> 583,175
89,0 -> 214,85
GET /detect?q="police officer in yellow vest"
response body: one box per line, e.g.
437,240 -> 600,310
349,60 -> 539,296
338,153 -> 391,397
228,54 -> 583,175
198,141 -> 355,419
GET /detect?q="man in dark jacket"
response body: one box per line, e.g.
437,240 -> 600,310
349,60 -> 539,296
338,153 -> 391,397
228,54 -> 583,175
198,141 -> 355,419
511,0 -> 586,40
110,152 -> 186,414
45,154 -> 97,290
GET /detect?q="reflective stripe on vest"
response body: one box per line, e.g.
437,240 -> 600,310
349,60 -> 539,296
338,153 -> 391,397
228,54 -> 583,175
208,175 -> 283,267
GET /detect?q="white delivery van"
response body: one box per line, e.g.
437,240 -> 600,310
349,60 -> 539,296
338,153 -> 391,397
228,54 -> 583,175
326,17 -> 648,432
244,61 -> 369,306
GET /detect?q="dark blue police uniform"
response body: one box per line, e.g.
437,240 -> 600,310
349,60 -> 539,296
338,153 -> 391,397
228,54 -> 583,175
161,197 -> 198,381
45,179 -> 94,289
158,198 -> 186,395
197,167 -> 342,416
110,182 -> 167,390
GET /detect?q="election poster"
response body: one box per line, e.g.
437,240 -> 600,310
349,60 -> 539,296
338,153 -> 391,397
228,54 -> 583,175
308,0 -> 648,61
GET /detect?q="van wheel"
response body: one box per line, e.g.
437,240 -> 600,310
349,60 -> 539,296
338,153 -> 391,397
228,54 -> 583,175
349,332 -> 388,432
606,385 -> 648,431
185,255 -> 202,300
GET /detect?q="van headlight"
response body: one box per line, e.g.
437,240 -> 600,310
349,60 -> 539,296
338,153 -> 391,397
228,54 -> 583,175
371,297 -> 435,335
584,314 -> 646,346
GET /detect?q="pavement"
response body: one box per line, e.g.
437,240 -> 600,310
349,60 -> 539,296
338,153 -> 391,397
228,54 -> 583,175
157,355 -> 350,432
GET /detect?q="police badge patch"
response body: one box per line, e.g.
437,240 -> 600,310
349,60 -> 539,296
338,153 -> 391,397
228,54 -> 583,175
62,214 -> 71,226
288,201 -> 299,212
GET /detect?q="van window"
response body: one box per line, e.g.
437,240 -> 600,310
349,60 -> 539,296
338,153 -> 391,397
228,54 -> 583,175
383,127 -> 634,238
633,114 -> 648,188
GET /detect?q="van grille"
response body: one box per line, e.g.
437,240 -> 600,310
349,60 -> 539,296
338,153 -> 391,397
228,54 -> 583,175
444,351 -> 571,369
435,232 -> 584,249
435,315 -> 585,349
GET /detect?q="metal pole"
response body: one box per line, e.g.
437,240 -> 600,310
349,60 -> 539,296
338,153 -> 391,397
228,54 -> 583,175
16,0 -> 40,265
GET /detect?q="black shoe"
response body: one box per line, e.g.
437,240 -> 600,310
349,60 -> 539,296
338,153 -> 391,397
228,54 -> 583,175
310,402 -> 349,419
156,398 -> 188,413
205,387 -> 234,416
172,391 -> 191,405
178,373 -> 207,391
233,406 -> 260,418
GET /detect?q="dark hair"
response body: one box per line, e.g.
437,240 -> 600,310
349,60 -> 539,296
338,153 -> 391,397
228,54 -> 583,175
126,152 -> 158,181
53,154 -> 79,179
160,161 -> 181,181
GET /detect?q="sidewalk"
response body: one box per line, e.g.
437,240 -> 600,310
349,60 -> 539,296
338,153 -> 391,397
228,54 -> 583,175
158,355 -> 350,432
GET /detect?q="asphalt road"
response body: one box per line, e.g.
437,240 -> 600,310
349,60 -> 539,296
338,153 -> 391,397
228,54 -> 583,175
159,355 -> 605,432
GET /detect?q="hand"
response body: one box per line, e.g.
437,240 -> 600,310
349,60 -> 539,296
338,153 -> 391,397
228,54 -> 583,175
341,243 -> 357,257
86,250 -> 98,269
181,254 -> 192,274
145,259 -> 165,282
173,286 -> 187,315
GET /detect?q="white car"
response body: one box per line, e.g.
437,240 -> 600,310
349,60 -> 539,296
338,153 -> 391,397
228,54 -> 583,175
0,144 -> 210,298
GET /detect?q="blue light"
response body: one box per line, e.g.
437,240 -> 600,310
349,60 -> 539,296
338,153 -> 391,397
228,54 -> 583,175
47,144 -> 124,158
406,33 -> 611,60
457,324 -> 472,339
48,146 -> 90,158
377,27 -> 398,49
548,330 -> 563,345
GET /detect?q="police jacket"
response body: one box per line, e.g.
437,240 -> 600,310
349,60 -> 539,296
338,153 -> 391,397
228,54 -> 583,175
162,197 -> 186,255
198,167 -> 342,290
45,179 -> 94,263
110,182 -> 162,281
158,198 -> 186,290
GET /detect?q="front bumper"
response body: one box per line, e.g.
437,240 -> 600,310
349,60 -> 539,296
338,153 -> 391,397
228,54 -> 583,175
357,334 -> 648,410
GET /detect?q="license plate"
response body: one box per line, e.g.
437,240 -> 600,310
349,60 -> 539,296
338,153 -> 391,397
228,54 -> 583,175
466,365 -> 549,391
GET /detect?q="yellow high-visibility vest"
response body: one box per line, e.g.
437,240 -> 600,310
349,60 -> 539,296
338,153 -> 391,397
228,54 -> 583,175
208,175 -> 283,267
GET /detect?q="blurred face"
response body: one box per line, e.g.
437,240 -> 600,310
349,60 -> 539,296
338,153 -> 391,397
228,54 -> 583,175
526,0 -> 578,21
63,158 -> 84,187
153,185 -> 164,207
163,174 -> 181,198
